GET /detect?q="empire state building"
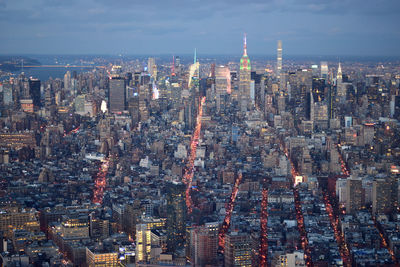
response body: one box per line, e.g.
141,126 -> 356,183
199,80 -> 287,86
239,34 -> 252,112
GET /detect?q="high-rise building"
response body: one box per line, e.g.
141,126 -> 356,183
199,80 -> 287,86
28,78 -> 41,108
136,223 -> 152,264
320,61 -> 328,79
109,70 -> 126,113
190,222 -> 219,266
64,71 -> 71,90
147,57 -> 157,80
215,65 -> 231,112
188,49 -> 200,89
224,231 -> 252,267
277,40 -> 282,79
166,182 -> 186,253
239,34 -> 252,112
346,177 -> 363,214
2,82 -> 13,106
372,178 -> 392,215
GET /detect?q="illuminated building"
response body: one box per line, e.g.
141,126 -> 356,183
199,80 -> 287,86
61,215 -> 89,239
188,49 -> 199,89
215,65 -> 231,112
109,66 -> 126,113
0,132 -> 36,150
320,61 -> 328,79
0,207 -> 40,239
239,34 -> 252,112
345,177 -> 363,214
224,231 -> 252,267
136,217 -> 167,264
28,78 -> 41,108
20,99 -> 34,113
136,223 -> 152,263
166,181 -> 186,253
336,62 -> 347,100
148,57 -> 157,80
86,247 -> 118,267
277,40 -> 282,79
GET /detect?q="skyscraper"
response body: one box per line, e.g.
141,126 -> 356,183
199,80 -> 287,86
28,78 -> 41,108
109,66 -> 126,113
372,178 -> 392,215
188,49 -> 200,89
147,57 -> 157,80
224,231 -> 252,267
345,177 -> 363,214
239,34 -> 251,112
190,222 -> 219,266
215,65 -> 231,112
64,71 -> 71,90
320,61 -> 328,79
277,40 -> 282,79
166,181 -> 186,253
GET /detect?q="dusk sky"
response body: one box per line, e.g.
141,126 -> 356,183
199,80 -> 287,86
0,0 -> 399,56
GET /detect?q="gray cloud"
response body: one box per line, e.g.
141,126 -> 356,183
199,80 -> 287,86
0,0 -> 399,55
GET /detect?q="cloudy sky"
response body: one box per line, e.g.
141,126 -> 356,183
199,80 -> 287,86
0,0 -> 399,56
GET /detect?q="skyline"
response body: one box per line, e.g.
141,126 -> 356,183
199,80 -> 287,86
0,0 -> 399,56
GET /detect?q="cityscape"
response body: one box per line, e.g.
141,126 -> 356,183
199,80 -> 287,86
1,1 -> 400,267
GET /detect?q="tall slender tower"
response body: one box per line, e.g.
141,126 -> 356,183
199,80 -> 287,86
277,40 -> 282,79
336,62 -> 343,83
239,33 -> 251,112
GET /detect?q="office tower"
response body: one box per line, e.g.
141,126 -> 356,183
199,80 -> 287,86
277,40 -> 282,79
166,182 -> 186,253
372,178 -> 392,215
136,223 -> 152,263
190,222 -> 219,266
188,49 -> 200,88
215,65 -> 231,112
239,34 -> 252,112
224,231 -> 252,267
305,88 -> 314,121
2,82 -> 13,105
28,78 -> 41,108
320,61 -> 328,79
147,57 -> 157,80
345,177 -> 363,214
109,70 -> 126,113
64,71 -> 71,90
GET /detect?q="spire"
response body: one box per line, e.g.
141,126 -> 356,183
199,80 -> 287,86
243,33 -> 247,56
337,61 -> 342,81
194,48 -> 197,64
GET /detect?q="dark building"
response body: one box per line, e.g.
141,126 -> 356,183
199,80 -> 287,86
109,77 -> 126,113
166,181 -> 186,253
28,78 -> 41,108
